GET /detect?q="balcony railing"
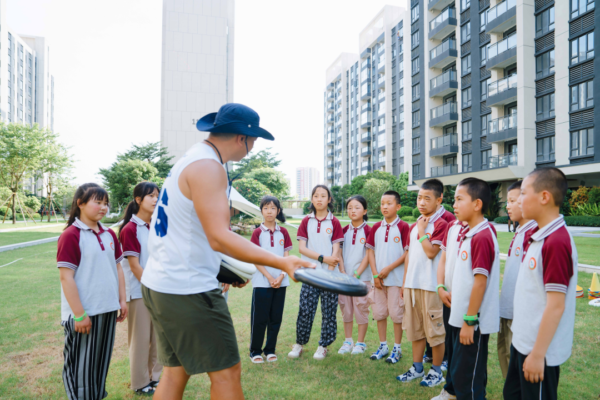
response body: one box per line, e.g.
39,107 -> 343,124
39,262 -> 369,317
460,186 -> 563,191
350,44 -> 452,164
378,125 -> 386,133
378,156 -> 386,163
431,164 -> 458,177
430,7 -> 456,31
488,33 -> 516,59
361,102 -> 371,111
430,102 -> 458,119
487,0 -> 516,24
430,39 -> 456,60
327,173 -> 333,179
378,92 -> 385,100
378,46 -> 385,54
335,145 -> 342,151
378,76 -> 385,85
488,74 -> 517,97
483,152 -> 518,169
430,70 -> 457,90
361,147 -> 371,155
489,113 -> 517,134
361,132 -> 370,139
361,161 -> 369,168
430,133 -> 458,149
361,59 -> 370,68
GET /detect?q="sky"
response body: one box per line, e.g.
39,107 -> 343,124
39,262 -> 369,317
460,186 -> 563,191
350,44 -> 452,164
7,0 -> 407,195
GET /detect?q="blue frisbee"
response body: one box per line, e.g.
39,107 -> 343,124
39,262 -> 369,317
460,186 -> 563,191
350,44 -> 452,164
294,268 -> 369,297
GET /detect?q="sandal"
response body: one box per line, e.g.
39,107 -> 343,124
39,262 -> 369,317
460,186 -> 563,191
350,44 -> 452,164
266,354 -> 278,362
250,355 -> 264,363
134,384 -> 155,396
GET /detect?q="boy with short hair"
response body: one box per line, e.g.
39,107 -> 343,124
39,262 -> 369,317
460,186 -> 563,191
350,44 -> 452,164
497,180 -> 537,378
503,168 -> 578,400
445,178 -> 500,399
366,190 -> 410,364
397,180 -> 448,388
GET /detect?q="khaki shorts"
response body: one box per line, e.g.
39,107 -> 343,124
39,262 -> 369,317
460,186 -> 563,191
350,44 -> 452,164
403,288 -> 445,346
368,285 -> 404,323
339,284 -> 372,325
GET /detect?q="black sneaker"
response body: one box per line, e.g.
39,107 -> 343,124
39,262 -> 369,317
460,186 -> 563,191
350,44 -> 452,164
134,384 -> 155,396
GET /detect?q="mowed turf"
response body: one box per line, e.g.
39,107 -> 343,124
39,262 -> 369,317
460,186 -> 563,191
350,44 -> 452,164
0,228 -> 600,399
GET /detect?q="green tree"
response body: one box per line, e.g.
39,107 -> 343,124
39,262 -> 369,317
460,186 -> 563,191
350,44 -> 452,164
391,172 -> 409,193
37,137 -> 73,221
232,148 -> 281,178
232,178 -> 271,206
101,159 -> 159,209
350,171 -> 397,196
115,142 -> 174,178
246,167 -> 289,199
361,178 -> 392,217
23,196 -> 41,213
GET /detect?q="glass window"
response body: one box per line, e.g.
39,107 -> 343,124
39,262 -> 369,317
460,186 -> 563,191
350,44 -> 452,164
462,88 -> 472,108
480,11 -> 487,32
412,164 -> 420,179
571,0 -> 595,19
412,57 -> 420,74
570,128 -> 595,157
481,114 -> 489,136
412,137 -> 420,153
461,22 -> 471,43
412,111 -> 420,127
481,79 -> 489,100
480,46 -> 487,66
536,93 -> 555,120
570,80 -> 594,111
481,149 -> 491,168
535,7 -> 555,37
462,153 -> 472,172
412,31 -> 419,48
536,50 -> 555,78
411,5 -> 419,23
462,55 -> 472,74
571,32 -> 594,65
412,83 -> 421,100
461,0 -> 471,12
462,121 -> 472,140
537,136 -> 555,162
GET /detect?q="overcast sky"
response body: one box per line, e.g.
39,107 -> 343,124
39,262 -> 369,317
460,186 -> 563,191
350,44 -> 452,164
8,0 -> 406,194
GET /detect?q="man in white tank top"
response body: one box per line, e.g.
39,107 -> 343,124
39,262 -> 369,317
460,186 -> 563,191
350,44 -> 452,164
141,104 -> 314,400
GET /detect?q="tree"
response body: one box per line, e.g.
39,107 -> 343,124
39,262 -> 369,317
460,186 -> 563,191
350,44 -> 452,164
350,171 -> 397,196
101,159 -> 159,210
392,172 -> 409,193
361,178 -> 392,216
232,148 -> 281,179
0,123 -> 50,223
232,178 -> 271,206
246,168 -> 290,200
37,137 -> 73,222
116,142 -> 174,178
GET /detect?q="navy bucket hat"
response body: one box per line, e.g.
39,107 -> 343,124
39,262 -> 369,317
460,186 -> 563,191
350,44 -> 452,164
196,103 -> 275,141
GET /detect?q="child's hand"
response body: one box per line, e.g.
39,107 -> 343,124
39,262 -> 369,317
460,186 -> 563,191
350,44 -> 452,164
460,323 -> 475,345
75,316 -> 92,334
523,353 -> 546,383
399,287 -> 404,300
271,275 -> 283,289
438,288 -> 452,308
378,266 -> 391,280
222,283 -> 231,294
374,277 -> 383,290
417,216 -> 429,235
117,300 -> 128,323
323,256 -> 340,268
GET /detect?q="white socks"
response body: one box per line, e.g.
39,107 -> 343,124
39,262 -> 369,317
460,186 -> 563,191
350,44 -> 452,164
345,338 -> 353,343
380,341 -> 387,346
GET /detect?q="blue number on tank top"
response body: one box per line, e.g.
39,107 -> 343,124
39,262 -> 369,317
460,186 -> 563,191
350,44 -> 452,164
155,189 -> 169,237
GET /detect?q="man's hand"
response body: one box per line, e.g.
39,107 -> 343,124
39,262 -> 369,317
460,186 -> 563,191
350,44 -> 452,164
374,277 -> 383,290
232,281 -> 248,289
460,323 -> 475,345
117,300 -> 128,323
280,256 -> 315,282
417,216 -> 429,235
523,353 -> 545,383
438,288 -> 452,308
378,266 -> 392,280
75,316 -> 92,334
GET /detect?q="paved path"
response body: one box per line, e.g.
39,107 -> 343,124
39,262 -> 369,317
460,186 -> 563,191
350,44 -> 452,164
0,223 -> 65,233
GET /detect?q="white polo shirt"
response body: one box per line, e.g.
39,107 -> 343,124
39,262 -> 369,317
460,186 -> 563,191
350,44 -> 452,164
499,220 -> 537,320
449,219 -> 500,334
512,216 -> 577,366
57,218 -> 124,321
404,213 -> 448,292
120,215 -> 150,302
440,220 -> 469,292
366,216 -> 409,287
297,212 -> 344,270
250,223 -> 292,288
341,222 -> 372,282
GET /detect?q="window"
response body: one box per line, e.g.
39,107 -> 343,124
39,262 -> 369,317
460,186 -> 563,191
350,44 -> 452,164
571,32 -> 594,65
481,149 -> 492,168
461,22 -> 471,43
412,31 -> 420,48
571,128 -> 595,157
462,120 -> 472,140
537,136 -> 555,162
535,7 -> 555,37
536,50 -> 555,78
480,46 -> 487,66
571,0 -> 595,19
412,164 -> 420,179
462,88 -> 472,108
480,11 -> 487,32
461,0 -> 471,11
411,5 -> 419,23
481,79 -> 489,100
412,111 -> 420,127
461,55 -> 471,74
412,137 -> 420,153
570,80 -> 594,111
481,114 -> 489,136
462,154 -> 472,172
536,93 -> 555,120
412,83 -> 421,100
412,57 -> 420,74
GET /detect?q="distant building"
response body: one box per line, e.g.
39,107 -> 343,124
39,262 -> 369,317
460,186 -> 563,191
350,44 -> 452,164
296,167 -> 320,200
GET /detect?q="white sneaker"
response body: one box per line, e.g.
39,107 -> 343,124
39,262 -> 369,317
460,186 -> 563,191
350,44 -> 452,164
370,344 -> 390,360
313,346 -> 328,360
351,343 -> 367,355
420,369 -> 446,387
338,341 -> 354,354
396,365 -> 425,382
288,344 -> 303,359
431,388 -> 457,400
441,360 -> 448,372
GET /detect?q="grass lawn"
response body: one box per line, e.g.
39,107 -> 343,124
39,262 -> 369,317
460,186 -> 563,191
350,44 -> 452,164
1,228 -> 600,399
0,220 -> 66,230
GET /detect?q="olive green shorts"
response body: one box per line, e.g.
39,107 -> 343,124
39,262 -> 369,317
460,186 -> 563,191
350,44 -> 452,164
142,285 -> 240,375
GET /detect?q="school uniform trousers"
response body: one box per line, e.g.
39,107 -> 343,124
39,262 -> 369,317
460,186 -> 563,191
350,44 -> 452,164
250,287 -> 287,357
503,345 -> 560,400
127,299 -> 162,390
296,284 -> 338,347
62,311 -> 117,400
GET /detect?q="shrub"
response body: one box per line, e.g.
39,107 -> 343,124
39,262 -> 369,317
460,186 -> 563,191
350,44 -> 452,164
442,204 -> 453,213
412,207 -> 422,218
569,186 -> 590,210
494,216 -> 509,224
23,196 -> 42,212
560,189 -> 573,216
574,203 -> 600,217
302,201 -> 311,215
398,206 -> 413,218
588,187 -> 600,206
398,189 -> 418,208
0,206 -> 11,217
564,216 -> 600,227
361,178 -> 391,216
232,178 -> 272,206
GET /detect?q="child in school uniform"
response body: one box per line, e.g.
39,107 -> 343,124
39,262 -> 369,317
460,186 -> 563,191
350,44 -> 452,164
119,182 -> 162,395
57,183 -> 128,400
398,179 -> 448,388
249,196 -> 293,363
366,190 -> 410,364
497,180 -> 537,379
289,185 -> 343,360
503,168 -> 578,400
337,195 -> 372,355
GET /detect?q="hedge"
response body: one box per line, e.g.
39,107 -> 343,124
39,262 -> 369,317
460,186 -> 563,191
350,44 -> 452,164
398,206 -> 414,218
494,215 -> 600,227
443,204 -> 453,213
494,216 -> 509,224
412,207 -> 421,218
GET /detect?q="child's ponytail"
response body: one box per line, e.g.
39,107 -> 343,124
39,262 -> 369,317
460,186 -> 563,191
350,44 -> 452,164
308,184 -> 335,215
118,181 -> 160,240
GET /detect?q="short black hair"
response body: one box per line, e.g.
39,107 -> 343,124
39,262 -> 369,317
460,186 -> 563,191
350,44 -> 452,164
421,179 -> 444,198
382,190 -> 401,205
528,167 -> 568,207
457,178 -> 491,214
345,195 -> 369,221
309,185 -> 334,214
259,195 -> 286,223
507,180 -> 522,192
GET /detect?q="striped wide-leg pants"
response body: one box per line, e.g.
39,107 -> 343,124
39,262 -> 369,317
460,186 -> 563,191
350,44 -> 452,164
61,311 -> 118,400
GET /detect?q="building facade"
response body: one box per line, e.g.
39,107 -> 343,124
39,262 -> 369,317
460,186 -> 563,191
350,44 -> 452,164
325,0 -> 600,194
160,0 -> 235,162
296,167 -> 321,200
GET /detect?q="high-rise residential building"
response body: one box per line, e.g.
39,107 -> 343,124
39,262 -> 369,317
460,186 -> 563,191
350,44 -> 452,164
296,167 -> 321,200
160,0 -> 235,162
325,0 -> 600,194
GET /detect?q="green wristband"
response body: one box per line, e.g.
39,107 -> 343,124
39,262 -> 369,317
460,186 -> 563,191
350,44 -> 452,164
419,234 -> 430,243
373,274 -> 379,279
463,314 -> 478,321
354,271 -> 360,278
74,311 -> 87,322
436,284 -> 447,292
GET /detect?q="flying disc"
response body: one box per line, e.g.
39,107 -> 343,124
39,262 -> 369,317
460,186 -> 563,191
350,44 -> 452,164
294,268 -> 369,296
218,255 -> 257,285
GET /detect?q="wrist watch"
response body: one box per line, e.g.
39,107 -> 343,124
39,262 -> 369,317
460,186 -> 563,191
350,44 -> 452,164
318,255 -> 324,263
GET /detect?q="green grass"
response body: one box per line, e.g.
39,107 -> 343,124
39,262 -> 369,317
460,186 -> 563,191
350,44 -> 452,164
585,230 -> 600,234
0,220 -> 66,230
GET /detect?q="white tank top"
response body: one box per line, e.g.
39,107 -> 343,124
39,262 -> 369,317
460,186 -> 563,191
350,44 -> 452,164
141,142 -> 229,295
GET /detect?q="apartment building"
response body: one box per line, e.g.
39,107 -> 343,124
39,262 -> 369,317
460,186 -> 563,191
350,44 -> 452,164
325,0 -> 600,193
296,167 -> 321,200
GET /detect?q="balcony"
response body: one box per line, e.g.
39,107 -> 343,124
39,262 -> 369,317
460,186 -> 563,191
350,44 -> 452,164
327,149 -> 334,157
336,84 -> 342,92
378,75 -> 386,89
360,47 -> 371,60
335,145 -> 342,153
327,161 -> 334,169
486,0 -> 516,34
361,58 -> 370,69
429,40 -> 458,70
327,135 -> 334,145
378,156 -> 386,164
431,164 -> 458,177
377,59 -> 386,72
360,112 -> 371,128
361,84 -> 371,100
327,92 -> 334,102
487,75 -> 517,107
429,8 -> 457,41
487,34 -> 517,70
430,133 -> 459,157
429,70 -> 458,98
361,132 -> 371,142
361,147 -> 372,157
327,115 -> 334,124
429,102 -> 459,128
327,173 -> 333,180
327,105 -> 334,113
336,119 -> 342,127
378,91 -> 385,101
361,102 -> 371,112
488,113 -> 517,143
378,46 -> 385,54
482,152 -> 518,170
428,0 -> 454,11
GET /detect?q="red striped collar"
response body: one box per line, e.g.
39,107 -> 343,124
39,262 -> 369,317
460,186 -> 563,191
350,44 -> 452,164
131,214 -> 150,227
349,222 -> 367,231
260,223 -> 281,232
530,215 -> 565,242
73,217 -> 106,233
465,219 -> 490,238
382,216 -> 400,227
515,219 -> 537,235
307,212 -> 334,221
